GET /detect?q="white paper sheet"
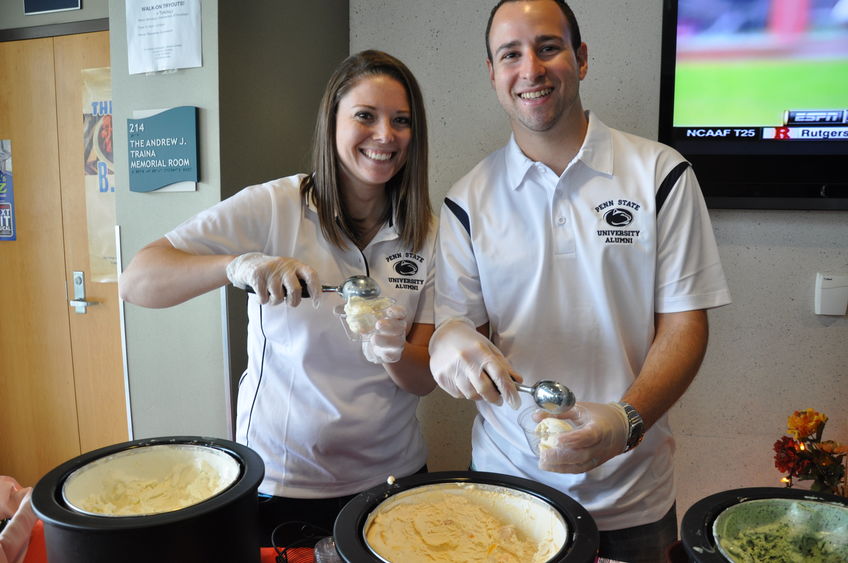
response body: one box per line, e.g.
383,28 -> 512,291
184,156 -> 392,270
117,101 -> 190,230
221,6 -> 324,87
126,0 -> 202,75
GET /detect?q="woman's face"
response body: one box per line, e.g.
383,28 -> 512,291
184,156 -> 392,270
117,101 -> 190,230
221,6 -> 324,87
335,74 -> 412,194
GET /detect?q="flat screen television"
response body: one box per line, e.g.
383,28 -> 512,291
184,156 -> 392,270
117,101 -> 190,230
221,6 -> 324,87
658,0 -> 848,210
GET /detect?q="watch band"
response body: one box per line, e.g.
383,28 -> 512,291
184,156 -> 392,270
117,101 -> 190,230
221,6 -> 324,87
618,401 -> 645,452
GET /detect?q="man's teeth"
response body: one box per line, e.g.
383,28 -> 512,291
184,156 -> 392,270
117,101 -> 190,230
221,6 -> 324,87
519,88 -> 552,100
364,150 -> 392,161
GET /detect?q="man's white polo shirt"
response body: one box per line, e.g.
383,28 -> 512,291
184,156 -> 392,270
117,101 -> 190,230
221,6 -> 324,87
435,112 -> 731,530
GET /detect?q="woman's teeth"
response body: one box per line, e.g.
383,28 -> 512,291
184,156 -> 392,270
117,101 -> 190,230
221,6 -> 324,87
364,149 -> 392,161
519,88 -> 552,100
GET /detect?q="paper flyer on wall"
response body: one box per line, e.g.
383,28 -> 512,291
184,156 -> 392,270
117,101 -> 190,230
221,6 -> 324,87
83,67 -> 118,283
0,140 -> 15,241
126,0 -> 202,75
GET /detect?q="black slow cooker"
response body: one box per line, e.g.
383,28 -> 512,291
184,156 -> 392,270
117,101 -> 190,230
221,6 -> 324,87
681,486 -> 848,562
31,436 -> 264,563
334,470 -> 599,562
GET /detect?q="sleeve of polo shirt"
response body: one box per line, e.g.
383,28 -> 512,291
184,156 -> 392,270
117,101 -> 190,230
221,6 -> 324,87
434,197 -> 489,328
166,183 -> 276,256
654,165 -> 732,313
411,215 -> 437,326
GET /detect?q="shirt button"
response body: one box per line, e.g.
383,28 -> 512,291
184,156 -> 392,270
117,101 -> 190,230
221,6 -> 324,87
557,216 -> 566,225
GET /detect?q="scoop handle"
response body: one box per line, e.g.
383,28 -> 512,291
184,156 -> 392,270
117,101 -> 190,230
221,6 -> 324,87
243,279 -> 311,298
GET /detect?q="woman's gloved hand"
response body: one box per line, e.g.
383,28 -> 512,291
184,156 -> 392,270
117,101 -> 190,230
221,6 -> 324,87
428,319 -> 521,409
361,305 -> 407,364
226,252 -> 318,306
538,402 -> 629,473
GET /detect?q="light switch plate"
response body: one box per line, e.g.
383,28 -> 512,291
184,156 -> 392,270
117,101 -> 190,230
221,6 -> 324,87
814,272 -> 848,316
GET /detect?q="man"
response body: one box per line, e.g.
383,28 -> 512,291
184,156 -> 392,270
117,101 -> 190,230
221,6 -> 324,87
429,1 -> 732,561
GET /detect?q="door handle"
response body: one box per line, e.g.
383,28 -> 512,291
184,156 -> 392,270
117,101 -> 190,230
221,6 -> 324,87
70,271 -> 99,314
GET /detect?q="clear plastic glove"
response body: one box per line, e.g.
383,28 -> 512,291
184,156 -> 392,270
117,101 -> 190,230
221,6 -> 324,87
537,402 -> 628,473
428,319 -> 521,409
0,488 -> 37,563
226,252 -> 318,306
0,476 -> 27,520
362,305 -> 407,364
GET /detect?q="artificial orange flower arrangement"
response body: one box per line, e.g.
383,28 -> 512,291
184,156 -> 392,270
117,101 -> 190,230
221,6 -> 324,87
773,408 -> 847,496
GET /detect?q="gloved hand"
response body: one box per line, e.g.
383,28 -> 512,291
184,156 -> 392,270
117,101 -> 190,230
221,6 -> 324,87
0,476 -> 27,519
0,484 -> 37,563
428,319 -> 521,409
537,402 -> 628,473
362,305 -> 407,364
226,252 -> 318,307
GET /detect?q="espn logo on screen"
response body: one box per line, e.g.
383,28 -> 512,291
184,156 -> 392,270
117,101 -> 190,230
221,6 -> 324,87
784,110 -> 848,125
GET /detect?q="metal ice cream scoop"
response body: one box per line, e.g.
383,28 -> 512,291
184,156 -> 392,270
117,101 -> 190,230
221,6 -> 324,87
515,380 -> 576,414
244,275 -> 381,300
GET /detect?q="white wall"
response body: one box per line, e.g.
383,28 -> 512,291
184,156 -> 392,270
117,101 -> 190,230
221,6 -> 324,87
351,0 -> 848,522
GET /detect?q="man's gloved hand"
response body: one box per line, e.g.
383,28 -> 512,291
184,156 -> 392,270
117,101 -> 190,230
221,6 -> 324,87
362,305 -> 407,364
226,252 -> 318,306
428,319 -> 521,409
538,402 -> 629,473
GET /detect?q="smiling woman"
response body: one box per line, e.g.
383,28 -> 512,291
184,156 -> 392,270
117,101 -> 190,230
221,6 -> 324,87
118,49 -> 438,549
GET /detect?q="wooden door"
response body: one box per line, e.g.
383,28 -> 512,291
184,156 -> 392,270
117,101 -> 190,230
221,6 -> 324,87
0,31 -> 126,487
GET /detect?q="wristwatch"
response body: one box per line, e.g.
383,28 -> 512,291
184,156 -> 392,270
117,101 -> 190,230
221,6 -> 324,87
618,401 -> 645,452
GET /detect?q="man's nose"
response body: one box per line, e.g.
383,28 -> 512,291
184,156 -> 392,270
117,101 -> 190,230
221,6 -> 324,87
520,52 -> 544,81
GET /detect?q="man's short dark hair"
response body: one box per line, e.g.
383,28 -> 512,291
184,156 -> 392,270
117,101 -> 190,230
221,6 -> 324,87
485,0 -> 582,61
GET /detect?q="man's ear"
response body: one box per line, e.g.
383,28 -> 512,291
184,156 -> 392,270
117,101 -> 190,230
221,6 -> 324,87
577,42 -> 588,80
487,58 -> 495,88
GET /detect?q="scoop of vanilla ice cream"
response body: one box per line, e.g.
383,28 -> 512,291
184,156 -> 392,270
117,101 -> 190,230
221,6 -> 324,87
343,296 -> 392,335
535,417 -> 574,452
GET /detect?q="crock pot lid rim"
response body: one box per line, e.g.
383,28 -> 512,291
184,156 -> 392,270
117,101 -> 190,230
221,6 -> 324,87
334,470 -> 599,563
31,436 -> 264,528
680,486 -> 848,562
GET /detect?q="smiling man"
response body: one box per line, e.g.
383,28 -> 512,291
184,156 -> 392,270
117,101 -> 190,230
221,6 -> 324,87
429,1 -> 732,561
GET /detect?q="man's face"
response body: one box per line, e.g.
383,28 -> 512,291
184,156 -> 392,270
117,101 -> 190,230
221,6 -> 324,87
487,0 -> 588,135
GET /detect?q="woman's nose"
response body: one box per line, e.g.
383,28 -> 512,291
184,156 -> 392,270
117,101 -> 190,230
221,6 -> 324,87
372,118 -> 395,142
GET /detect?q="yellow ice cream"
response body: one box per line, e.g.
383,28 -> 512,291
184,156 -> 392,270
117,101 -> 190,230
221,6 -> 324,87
535,418 -> 574,452
78,460 -> 224,516
344,296 -> 392,335
365,483 -> 565,563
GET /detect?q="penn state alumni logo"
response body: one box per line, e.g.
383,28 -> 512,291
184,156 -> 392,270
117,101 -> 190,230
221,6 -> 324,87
384,252 -> 425,291
594,198 -> 642,245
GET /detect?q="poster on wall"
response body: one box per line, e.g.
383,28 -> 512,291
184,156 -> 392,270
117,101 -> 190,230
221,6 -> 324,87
83,67 -> 118,283
0,140 -> 15,241
128,106 -> 198,192
126,0 -> 202,75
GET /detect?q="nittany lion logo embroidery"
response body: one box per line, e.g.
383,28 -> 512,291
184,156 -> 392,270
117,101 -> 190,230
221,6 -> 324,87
604,208 -> 633,227
394,259 -> 419,276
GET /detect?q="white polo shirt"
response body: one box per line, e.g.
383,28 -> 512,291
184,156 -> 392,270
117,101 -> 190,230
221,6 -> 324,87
435,112 -> 731,530
167,174 -> 435,498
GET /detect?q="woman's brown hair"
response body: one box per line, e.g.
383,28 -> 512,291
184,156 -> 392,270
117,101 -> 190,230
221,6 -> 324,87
302,50 -> 431,252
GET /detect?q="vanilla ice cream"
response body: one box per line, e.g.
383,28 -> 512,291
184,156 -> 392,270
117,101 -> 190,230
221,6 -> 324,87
343,296 -> 392,335
76,460 -> 225,516
364,482 -> 565,563
62,444 -> 240,517
535,418 -> 574,452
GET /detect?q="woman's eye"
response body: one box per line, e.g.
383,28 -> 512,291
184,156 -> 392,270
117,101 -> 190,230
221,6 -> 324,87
355,111 -> 374,121
394,116 -> 411,127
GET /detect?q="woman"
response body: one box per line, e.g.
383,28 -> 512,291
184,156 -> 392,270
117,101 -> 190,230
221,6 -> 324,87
119,50 -> 436,546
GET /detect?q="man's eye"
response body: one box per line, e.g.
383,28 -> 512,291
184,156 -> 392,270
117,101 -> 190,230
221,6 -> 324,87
501,51 -> 518,61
